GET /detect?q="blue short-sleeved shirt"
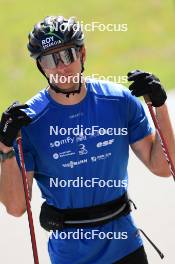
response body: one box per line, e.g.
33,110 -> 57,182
13,79 -> 153,263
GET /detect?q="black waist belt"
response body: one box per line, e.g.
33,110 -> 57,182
39,192 -> 131,231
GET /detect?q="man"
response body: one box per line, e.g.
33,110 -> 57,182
0,16 -> 175,264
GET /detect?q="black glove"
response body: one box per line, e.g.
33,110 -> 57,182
0,101 -> 32,147
127,70 -> 167,107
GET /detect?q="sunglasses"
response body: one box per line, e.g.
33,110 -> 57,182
38,47 -> 80,69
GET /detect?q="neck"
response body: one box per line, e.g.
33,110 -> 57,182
47,80 -> 87,105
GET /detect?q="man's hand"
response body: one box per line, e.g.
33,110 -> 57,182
0,101 -> 32,147
127,70 -> 167,107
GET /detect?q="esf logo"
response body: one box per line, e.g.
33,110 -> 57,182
96,139 -> 115,148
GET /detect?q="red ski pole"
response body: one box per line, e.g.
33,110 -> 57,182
16,131 -> 39,264
144,95 -> 175,181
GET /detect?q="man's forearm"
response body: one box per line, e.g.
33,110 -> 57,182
0,142 -> 27,216
150,103 -> 175,176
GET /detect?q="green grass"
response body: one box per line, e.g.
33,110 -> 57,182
0,0 -> 175,111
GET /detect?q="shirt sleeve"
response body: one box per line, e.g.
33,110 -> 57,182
13,128 -> 35,172
127,93 -> 153,144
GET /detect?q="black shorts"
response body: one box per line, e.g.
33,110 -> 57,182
113,246 -> 149,264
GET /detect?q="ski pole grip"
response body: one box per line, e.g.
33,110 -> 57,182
16,130 -> 22,141
143,94 -> 152,104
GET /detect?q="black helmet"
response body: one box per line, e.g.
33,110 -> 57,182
27,16 -> 84,59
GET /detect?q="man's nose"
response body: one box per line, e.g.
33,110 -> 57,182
56,61 -> 68,74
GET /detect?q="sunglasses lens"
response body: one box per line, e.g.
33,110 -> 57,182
39,54 -> 57,69
39,47 -> 79,69
59,48 -> 78,65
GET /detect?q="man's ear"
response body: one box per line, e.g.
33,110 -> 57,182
80,46 -> 86,64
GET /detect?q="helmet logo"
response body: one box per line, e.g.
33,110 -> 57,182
42,36 -> 61,50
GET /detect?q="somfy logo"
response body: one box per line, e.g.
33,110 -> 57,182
50,137 -> 74,148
